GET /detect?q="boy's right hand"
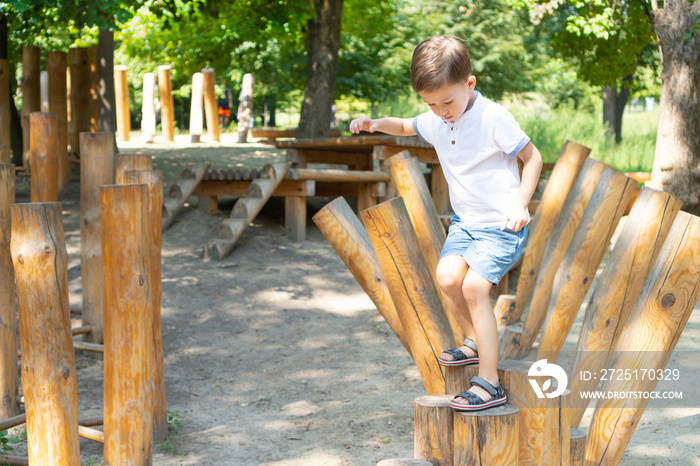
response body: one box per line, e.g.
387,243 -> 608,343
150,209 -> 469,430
349,117 -> 378,134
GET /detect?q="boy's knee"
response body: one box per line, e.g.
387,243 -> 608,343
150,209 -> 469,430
462,278 -> 491,305
436,260 -> 465,293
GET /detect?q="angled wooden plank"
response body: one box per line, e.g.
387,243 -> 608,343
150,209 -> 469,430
162,163 -> 209,230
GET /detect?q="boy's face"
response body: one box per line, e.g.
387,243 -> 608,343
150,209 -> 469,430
418,76 -> 476,121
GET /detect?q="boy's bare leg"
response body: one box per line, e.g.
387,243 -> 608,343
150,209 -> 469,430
454,268 -> 499,402
436,255 -> 477,360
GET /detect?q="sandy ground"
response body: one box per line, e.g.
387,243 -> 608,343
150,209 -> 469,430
5,131 -> 700,465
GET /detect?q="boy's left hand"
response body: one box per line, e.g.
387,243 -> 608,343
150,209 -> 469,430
500,205 -> 529,232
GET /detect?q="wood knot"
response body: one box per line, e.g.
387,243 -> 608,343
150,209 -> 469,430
139,275 -> 144,286
61,366 -> 70,380
583,277 -> 589,284
44,244 -> 52,254
661,293 -> 676,309
16,254 -> 23,265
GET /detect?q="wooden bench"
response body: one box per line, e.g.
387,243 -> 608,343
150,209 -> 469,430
250,127 -> 341,143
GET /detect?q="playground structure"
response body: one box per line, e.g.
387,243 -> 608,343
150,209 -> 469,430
313,145 -> 700,465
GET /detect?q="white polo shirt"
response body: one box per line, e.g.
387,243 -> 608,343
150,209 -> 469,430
413,91 -> 531,227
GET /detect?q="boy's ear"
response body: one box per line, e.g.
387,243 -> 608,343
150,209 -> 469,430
466,75 -> 477,90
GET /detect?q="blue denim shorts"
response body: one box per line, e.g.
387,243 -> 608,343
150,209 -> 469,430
440,215 -> 529,285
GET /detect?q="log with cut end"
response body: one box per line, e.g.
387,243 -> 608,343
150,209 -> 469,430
361,197 -> 455,395
162,163 -> 209,230
115,153 -> 152,183
453,403 -> 520,465
496,140 -> 589,326
414,395 -> 453,465
10,202 -> 80,465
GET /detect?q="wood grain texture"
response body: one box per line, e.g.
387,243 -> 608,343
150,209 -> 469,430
29,112 -> 59,202
0,60 -> 11,164
101,184 -> 154,466
114,66 -> 130,142
115,154 -> 153,183
568,188 -> 682,427
453,404 -> 520,465
21,46 -> 41,168
570,428 -> 586,466
361,197 -> 455,395
443,364 -> 479,396
536,170 -> 637,359
498,360 -> 569,465
79,132 -> 115,347
499,159 -> 607,360
386,152 -> 463,344
11,202 -> 80,465
0,164 -> 18,419
414,395 -> 453,465
122,170 -> 167,443
201,69 -> 219,142
312,197 -> 410,354
584,211 -> 700,465
68,48 -> 91,156
47,51 -> 69,193
497,141 -> 590,326
158,66 -> 175,142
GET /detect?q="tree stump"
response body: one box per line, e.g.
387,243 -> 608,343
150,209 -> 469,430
0,164 -> 18,419
570,428 -> 586,466
443,364 -> 479,396
585,211 -> 700,465
414,395 -> 453,465
47,51 -> 69,193
453,404 -> 520,465
312,197 -> 410,354
11,202 -> 80,465
361,197 -> 455,395
115,153 -> 153,183
29,112 -> 59,202
101,183 -> 154,466
114,65 -> 130,142
79,132 -> 115,348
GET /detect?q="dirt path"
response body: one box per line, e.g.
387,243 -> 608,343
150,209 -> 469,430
6,132 -> 700,465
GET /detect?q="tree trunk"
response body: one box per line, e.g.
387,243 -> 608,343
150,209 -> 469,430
650,0 -> 700,214
296,0 -> 344,139
602,77 -> 631,144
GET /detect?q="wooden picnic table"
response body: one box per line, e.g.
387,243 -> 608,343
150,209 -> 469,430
276,135 -> 449,215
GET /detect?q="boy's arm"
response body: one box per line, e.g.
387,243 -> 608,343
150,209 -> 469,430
349,117 -> 416,136
500,141 -> 543,232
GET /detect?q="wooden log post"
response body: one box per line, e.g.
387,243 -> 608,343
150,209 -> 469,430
567,188 -> 681,427
0,59 -> 10,164
495,141 -> 590,326
361,197 -> 456,395
414,395 -> 454,465
499,159 -> 607,360
114,65 -> 130,142
377,460 -> 432,466
29,112 -> 59,203
115,153 -> 152,183
80,132 -> 115,348
101,183 -> 154,466
87,45 -> 99,132
68,47 -> 91,156
535,170 -> 637,359
201,68 -> 219,143
10,202 -> 80,465
497,360 -> 570,465
40,71 -> 49,112
141,72 -> 156,143
312,197 -> 410,354
121,169 -> 166,443
443,364 -> 480,396
0,164 -> 18,419
237,73 -> 254,143
22,46 -> 41,168
570,429 -> 586,466
453,404 -> 520,465
386,151 -> 463,344
47,51 -> 69,194
584,211 -> 700,465
162,163 -> 209,230
158,66 -> 175,143
189,72 -> 204,143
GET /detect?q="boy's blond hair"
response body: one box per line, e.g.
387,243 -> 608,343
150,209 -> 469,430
410,36 -> 472,93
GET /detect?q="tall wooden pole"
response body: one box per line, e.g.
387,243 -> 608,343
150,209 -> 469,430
114,65 -> 130,142
115,154 -> 152,183
40,71 -> 49,112
101,183 -> 154,466
141,73 -> 156,143
69,47 -> 91,156
0,59 -> 9,164
158,66 -> 175,142
29,112 -> 59,203
87,45 -> 99,132
21,46 -> 41,168
0,164 -> 17,419
568,188 -> 681,427
121,169 -> 166,443
189,72 -> 204,143
312,196 -> 411,354
201,68 -> 219,142
10,202 -> 80,465
585,212 -> 700,465
80,132 -> 115,347
361,197 -> 456,395
47,51 -> 69,194
237,73 -> 254,143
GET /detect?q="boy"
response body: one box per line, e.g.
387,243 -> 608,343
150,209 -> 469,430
349,36 -> 542,411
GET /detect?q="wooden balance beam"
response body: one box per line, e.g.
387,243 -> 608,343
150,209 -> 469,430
251,127 -> 341,143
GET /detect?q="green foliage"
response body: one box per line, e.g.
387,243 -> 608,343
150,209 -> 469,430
0,427 -> 25,453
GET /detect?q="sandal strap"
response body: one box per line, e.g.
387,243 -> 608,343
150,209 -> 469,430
470,376 -> 498,397
442,347 -> 470,361
462,337 -> 478,354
